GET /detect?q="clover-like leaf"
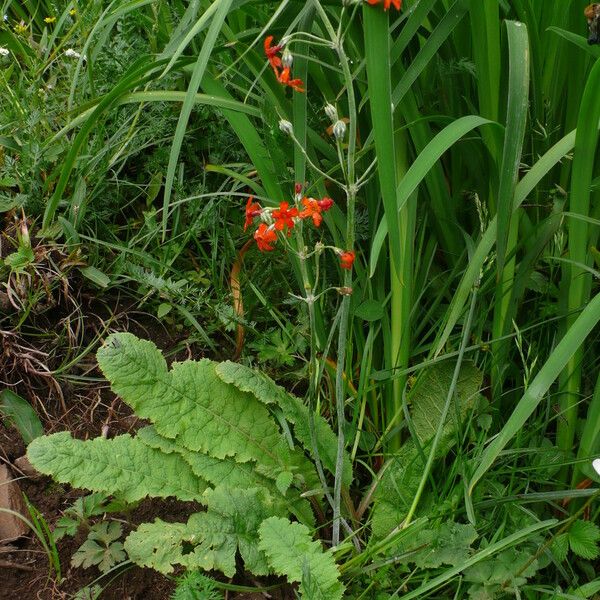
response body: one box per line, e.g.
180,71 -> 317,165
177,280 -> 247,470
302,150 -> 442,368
71,522 -> 126,573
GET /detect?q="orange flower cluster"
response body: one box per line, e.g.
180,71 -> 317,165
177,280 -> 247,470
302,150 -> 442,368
264,36 -> 304,92
366,0 -> 402,10
244,193 -> 354,270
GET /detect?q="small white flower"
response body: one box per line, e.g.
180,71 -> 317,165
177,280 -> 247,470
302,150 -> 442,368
333,119 -> 346,140
279,119 -> 293,136
324,103 -> 338,122
0,47 -> 9,57
64,48 -> 85,61
593,458 -> 600,476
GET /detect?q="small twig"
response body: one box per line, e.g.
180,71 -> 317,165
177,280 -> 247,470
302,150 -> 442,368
0,559 -> 35,571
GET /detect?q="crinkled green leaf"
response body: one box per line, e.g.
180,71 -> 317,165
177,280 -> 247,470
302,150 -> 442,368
137,426 -> 315,526
390,521 -> 478,568
568,520 -> 600,560
124,519 -> 189,574
370,444 -> 424,540
371,362 -> 482,540
464,547 -> 539,590
410,361 -> 483,444
258,517 -> 345,600
97,333 -> 290,470
216,361 -> 351,484
275,471 -> 294,496
27,432 -> 207,502
126,487 -> 274,577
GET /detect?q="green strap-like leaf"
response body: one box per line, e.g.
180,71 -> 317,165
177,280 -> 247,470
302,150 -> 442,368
369,116 -> 492,275
363,4 -> 401,271
27,432 -> 207,502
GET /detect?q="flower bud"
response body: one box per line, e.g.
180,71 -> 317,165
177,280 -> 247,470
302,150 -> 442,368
324,103 -> 338,122
337,286 -> 353,296
317,197 -> 334,212
279,119 -> 293,135
282,48 -> 293,68
332,119 -> 346,140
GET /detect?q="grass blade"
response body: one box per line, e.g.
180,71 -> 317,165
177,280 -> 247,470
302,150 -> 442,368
161,0 -> 233,240
469,292 -> 600,494
433,127 -> 581,356
370,116 -> 492,275
363,5 -> 400,269
557,56 -> 600,472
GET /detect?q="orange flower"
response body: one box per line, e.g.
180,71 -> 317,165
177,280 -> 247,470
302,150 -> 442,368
298,197 -> 323,227
366,0 -> 402,10
272,201 -> 298,233
254,223 -> 277,252
264,36 -> 283,75
339,251 -> 356,270
298,197 -> 333,227
244,196 -> 262,231
278,67 -> 305,93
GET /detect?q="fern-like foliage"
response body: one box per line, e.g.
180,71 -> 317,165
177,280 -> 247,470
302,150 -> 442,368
371,361 -> 483,540
258,517 -> 345,599
27,332 -> 349,585
171,572 -> 224,600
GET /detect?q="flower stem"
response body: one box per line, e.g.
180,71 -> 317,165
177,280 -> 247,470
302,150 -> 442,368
311,0 -> 358,547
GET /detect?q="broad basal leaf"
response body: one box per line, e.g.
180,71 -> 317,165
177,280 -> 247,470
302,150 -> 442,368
123,519 -> 189,574
27,432 -> 207,502
97,333 -> 291,470
137,426 -> 315,526
410,361 -> 482,444
125,487 -> 275,577
370,361 -> 483,540
216,361 -> 352,484
258,517 -> 345,600
387,521 -> 478,568
370,443 -> 424,540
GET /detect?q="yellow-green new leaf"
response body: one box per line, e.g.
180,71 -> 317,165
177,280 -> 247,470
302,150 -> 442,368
97,333 -> 291,470
27,432 -> 207,502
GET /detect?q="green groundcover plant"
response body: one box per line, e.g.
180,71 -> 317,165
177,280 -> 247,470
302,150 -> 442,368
28,331 -> 485,597
4,0 -> 600,596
